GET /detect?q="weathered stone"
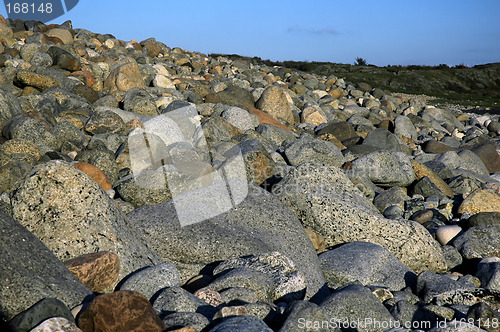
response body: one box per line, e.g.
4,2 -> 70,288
118,263 -> 180,300
78,290 -> 166,332
64,251 -> 120,293
411,160 -> 454,198
73,162 -> 112,191
255,86 -> 294,125
453,226 -> 500,260
458,189 -> 500,214
104,62 -> 146,93
284,135 -> 345,167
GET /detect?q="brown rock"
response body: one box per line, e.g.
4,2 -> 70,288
248,108 -> 290,131
15,70 -> 61,91
125,118 -> 145,130
144,43 -> 162,57
74,162 -> 113,191
46,28 -> 73,45
104,62 -> 146,93
71,70 -> 97,87
305,228 -> 327,251
64,251 -> 120,292
78,290 -> 165,332
255,86 -> 294,125
328,88 -> 344,99
409,209 -> 434,224
411,160 -> 454,197
0,21 -> 13,37
458,189 -> 500,214
470,144 -> 500,174
0,138 -> 41,160
422,140 -> 458,154
171,328 -> 195,332
315,121 -> 357,142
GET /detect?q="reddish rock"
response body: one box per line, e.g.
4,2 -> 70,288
74,162 -> 113,191
64,251 -> 120,292
248,108 -> 291,131
78,290 -> 165,332
104,62 -> 146,93
470,143 -> 500,174
144,43 -> 161,57
0,14 -> 6,24
71,70 -> 97,87
46,28 -> 73,45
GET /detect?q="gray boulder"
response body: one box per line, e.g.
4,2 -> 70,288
273,162 -> 446,274
319,242 -> 416,291
351,151 -> 415,187
126,183 -> 327,300
475,260 -> 500,291
416,271 -> 476,303
453,226 -> 500,260
221,106 -> 257,132
118,263 -> 181,300
394,115 -> 418,140
279,300 -> 337,332
0,211 -> 92,322
123,87 -> 159,116
208,316 -> 273,332
320,284 -> 396,332
362,128 -> 408,153
152,286 -> 216,319
0,87 -> 23,137
284,135 -> 345,167
10,161 -> 162,290
161,312 -> 210,332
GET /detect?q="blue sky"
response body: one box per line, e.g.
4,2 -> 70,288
2,0 -> 499,66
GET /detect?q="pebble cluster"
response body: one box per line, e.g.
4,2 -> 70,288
0,16 -> 500,332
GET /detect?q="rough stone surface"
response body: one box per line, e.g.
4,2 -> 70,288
64,251 -> 120,293
207,316 -> 273,332
78,290 -> 166,332
458,189 -> 500,214
152,286 -> 216,319
284,135 -> 345,167
411,160 -> 454,198
453,226 -> 500,260
319,241 -> 416,291
10,161 -> 162,290
0,211 -> 92,322
104,62 -> 146,93
273,162 -> 446,274
255,86 -> 294,125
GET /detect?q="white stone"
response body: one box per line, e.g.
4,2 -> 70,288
436,225 -> 462,245
153,74 -> 175,89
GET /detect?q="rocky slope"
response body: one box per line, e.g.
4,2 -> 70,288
0,16 -> 500,332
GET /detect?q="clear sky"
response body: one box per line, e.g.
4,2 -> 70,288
1,0 -> 499,66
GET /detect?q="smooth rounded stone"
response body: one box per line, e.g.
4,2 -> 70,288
207,316 -> 272,332
93,94 -> 120,108
118,263 -> 180,300
422,140 -> 459,154
212,252 -> 307,303
78,290 -> 166,332
413,176 -> 449,200
470,143 -> 500,174
383,205 -> 404,219
0,87 -> 23,136
273,162 -> 446,274
457,150 -> 490,176
283,135 -> 345,167
453,226 -> 500,260
64,251 -> 120,293
123,88 -> 159,117
0,160 -> 33,192
411,160 -> 454,198
441,245 -> 463,271
219,287 -> 258,305
126,183 -> 327,301
0,211 -> 92,322
428,319 -> 485,332
30,51 -> 53,68
475,260 -> 500,291
50,121 -> 85,149
7,298 -> 76,332
255,86 -> 294,125
15,70 -> 61,91
208,267 -> 276,303
315,121 -> 358,142
373,186 -> 409,213
74,149 -> 119,185
362,128 -> 409,153
394,115 -> 418,140
47,47 -> 80,72
278,300 -> 337,332
3,113 -> 59,149
256,123 -> 297,147
320,284 -> 396,330
73,162 -> 113,191
435,225 -> 462,245
10,161 -> 162,290
84,109 -> 126,135
161,312 -> 210,332
221,106 -> 256,131
458,189 -> 500,214
319,241 -> 416,291
152,286 -> 216,319
30,317 -> 81,332
213,305 -> 248,320
351,151 -> 415,187
464,212 -> 500,230
104,61 -> 146,93
416,270 -> 476,303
